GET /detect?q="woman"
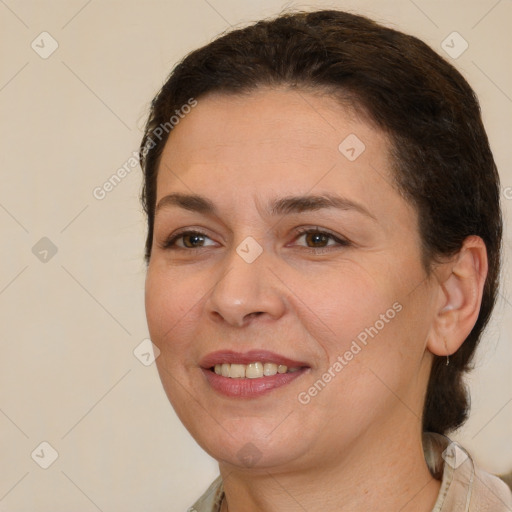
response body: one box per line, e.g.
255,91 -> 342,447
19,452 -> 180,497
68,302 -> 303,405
139,9 -> 512,511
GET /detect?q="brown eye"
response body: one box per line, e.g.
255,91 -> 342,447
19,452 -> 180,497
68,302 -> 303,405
162,230 -> 216,250
293,228 -> 351,251
304,232 -> 330,248
182,233 -> 206,248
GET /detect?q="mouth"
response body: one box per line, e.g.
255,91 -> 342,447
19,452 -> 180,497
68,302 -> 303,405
200,350 -> 310,398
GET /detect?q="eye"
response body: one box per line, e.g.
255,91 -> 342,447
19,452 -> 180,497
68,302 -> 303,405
161,230 -> 216,250
293,228 -> 350,250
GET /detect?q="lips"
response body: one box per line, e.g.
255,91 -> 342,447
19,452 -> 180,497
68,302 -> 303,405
199,350 -> 310,398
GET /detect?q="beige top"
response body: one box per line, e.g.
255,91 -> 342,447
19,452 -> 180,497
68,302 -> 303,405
188,432 -> 512,511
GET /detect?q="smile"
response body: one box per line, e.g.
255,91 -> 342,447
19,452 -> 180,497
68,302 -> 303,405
200,350 -> 310,398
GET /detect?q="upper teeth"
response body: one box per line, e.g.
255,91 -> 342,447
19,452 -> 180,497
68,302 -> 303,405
213,362 -> 301,379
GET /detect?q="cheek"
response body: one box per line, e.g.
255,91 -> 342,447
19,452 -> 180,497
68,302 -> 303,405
144,265 -> 203,357
304,258 -> 428,386
300,264 -> 398,346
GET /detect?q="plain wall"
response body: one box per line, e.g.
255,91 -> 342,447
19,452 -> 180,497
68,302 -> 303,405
0,0 -> 511,510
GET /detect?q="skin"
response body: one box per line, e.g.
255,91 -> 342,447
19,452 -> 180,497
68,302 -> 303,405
144,87 -> 487,511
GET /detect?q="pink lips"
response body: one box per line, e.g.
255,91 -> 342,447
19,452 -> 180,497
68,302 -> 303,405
200,350 -> 310,398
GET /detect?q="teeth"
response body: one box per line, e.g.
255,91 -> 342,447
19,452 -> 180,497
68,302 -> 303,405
245,362 -> 263,379
213,362 -> 302,378
263,363 -> 278,376
229,364 -> 246,378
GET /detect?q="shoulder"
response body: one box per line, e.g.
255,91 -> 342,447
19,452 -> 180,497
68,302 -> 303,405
424,432 -> 512,511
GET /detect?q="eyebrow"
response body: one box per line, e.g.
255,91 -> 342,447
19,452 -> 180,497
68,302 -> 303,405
155,192 -> 377,221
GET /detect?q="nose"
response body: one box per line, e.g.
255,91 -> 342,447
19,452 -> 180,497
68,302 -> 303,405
206,245 -> 286,327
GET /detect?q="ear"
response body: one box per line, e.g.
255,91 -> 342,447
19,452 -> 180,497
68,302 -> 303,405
427,235 -> 488,357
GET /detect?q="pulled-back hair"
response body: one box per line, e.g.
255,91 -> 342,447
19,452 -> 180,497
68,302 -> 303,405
139,9 -> 502,435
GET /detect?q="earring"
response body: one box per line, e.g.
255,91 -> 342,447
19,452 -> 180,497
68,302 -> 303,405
444,338 -> 450,366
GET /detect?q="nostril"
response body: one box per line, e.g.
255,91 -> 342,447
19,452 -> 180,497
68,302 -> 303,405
246,311 -> 264,320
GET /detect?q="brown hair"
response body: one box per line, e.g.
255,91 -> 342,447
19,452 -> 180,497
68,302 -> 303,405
139,9 -> 502,435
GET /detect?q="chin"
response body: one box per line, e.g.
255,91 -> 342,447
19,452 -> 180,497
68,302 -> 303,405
189,415 -> 313,471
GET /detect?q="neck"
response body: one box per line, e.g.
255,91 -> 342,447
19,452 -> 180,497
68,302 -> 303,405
218,420 -> 441,512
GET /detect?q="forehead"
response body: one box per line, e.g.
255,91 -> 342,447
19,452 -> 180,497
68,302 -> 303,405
155,88 -> 406,224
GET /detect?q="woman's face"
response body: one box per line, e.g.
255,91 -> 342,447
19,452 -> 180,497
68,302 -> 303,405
145,88 -> 439,472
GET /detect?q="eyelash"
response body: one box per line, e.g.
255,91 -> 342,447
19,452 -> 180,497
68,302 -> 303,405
160,227 -> 351,252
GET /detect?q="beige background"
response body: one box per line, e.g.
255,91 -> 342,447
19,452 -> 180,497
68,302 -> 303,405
0,0 -> 511,510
